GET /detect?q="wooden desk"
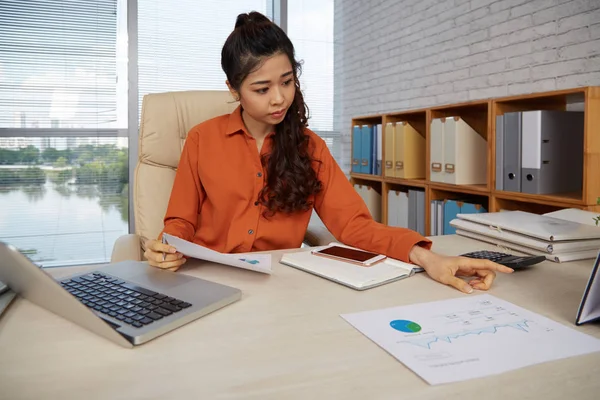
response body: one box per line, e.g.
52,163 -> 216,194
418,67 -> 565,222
1,235 -> 599,399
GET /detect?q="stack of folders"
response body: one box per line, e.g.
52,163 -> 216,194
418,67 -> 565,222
495,110 -> 584,194
354,184 -> 382,223
280,243 -> 422,291
351,124 -> 383,176
450,209 -> 600,263
387,188 -> 425,236
429,116 -> 487,185
429,199 -> 486,236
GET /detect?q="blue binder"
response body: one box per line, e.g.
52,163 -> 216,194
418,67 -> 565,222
461,202 -> 487,215
443,200 -> 461,235
351,125 -> 361,173
360,125 -> 373,174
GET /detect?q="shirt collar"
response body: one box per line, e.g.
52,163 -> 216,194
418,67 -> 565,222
225,105 -> 276,139
225,105 -> 246,136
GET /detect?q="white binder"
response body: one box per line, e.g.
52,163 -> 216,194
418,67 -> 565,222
456,210 -> 600,242
430,118 -> 444,182
450,218 -> 600,253
443,117 -> 487,185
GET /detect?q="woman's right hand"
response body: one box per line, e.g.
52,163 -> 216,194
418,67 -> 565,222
144,239 -> 187,271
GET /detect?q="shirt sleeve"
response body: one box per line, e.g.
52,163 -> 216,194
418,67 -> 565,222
161,129 -> 205,241
312,136 -> 432,263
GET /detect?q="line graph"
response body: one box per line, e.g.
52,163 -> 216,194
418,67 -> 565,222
399,320 -> 532,349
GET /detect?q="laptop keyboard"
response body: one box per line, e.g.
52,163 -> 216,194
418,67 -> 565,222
59,272 -> 192,329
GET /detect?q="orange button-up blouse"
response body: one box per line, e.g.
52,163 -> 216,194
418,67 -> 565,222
162,106 -> 431,262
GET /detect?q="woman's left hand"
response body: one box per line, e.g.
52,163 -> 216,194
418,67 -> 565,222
409,246 -> 514,293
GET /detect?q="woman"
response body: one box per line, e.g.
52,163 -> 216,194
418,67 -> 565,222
144,11 -> 512,293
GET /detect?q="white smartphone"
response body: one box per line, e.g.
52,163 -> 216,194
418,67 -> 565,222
311,245 -> 386,266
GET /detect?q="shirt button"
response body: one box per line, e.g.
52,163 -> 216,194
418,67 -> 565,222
248,229 -> 254,235
257,172 -> 262,177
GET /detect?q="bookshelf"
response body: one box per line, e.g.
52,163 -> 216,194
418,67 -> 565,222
349,86 -> 600,236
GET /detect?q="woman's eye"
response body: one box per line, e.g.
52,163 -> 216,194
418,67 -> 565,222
283,79 -> 293,86
256,88 -> 268,94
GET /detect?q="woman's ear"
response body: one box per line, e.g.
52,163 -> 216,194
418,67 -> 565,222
226,81 -> 240,102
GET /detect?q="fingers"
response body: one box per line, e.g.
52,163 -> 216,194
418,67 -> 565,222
148,257 -> 187,270
145,239 -> 178,255
468,270 -> 496,291
144,248 -> 183,264
442,275 -> 474,294
461,257 -> 514,274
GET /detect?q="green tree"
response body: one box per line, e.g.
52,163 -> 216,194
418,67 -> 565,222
42,147 -> 60,163
20,146 -> 40,164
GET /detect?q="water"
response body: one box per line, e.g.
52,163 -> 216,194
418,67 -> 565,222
0,182 -> 129,267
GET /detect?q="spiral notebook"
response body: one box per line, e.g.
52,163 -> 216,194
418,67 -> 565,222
280,244 -> 420,291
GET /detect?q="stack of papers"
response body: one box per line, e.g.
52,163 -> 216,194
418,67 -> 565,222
450,210 -> 600,263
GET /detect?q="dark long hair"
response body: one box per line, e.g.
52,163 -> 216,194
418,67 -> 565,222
221,11 -> 322,215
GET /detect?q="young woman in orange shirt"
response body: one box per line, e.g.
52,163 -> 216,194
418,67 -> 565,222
143,11 -> 513,294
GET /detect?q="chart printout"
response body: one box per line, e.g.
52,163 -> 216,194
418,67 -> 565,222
341,294 -> 600,385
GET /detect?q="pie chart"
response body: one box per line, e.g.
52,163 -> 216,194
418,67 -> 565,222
390,319 -> 422,333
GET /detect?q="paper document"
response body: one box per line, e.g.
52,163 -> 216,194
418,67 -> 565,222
341,294 -> 600,385
163,234 -> 272,274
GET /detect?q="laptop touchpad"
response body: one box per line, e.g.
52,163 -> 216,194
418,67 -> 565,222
129,268 -> 194,290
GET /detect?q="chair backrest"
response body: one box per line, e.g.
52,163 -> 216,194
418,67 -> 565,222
134,90 -> 238,246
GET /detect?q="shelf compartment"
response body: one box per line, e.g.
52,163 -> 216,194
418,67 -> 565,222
429,181 -> 488,195
385,177 -> 427,188
427,100 -> 491,191
491,195 -> 571,215
491,87 -> 587,201
349,173 -> 382,182
492,188 -> 584,206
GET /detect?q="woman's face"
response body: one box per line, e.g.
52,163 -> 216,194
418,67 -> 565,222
233,52 -> 296,128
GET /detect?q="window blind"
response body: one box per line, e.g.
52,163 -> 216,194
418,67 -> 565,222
0,0 -> 129,267
0,0 -> 126,130
287,0 -> 339,162
137,0 -> 272,114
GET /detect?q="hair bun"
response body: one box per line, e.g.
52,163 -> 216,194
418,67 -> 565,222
235,11 -> 270,29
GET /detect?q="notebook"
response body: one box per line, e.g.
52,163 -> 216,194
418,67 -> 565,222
457,210 -> 600,242
576,250 -> 600,325
280,244 -> 420,291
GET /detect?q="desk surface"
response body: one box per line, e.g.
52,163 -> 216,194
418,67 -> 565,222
1,235 -> 599,400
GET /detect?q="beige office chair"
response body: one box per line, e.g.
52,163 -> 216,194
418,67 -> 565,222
111,90 -> 334,263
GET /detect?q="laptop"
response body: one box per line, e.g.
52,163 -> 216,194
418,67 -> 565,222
0,241 -> 242,348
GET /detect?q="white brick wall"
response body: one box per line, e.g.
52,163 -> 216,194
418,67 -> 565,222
334,0 -> 600,172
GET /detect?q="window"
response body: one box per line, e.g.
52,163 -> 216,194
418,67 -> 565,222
287,0 -> 339,162
138,0 -> 273,111
0,0 -> 129,267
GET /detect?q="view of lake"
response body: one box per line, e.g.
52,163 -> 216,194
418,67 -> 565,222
0,182 -> 128,267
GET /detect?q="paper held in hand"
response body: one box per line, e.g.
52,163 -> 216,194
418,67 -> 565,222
162,234 -> 272,274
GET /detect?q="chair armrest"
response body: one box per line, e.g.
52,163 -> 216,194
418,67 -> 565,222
304,217 -> 336,247
111,234 -> 143,263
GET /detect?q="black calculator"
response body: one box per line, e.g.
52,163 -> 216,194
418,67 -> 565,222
460,250 -> 546,270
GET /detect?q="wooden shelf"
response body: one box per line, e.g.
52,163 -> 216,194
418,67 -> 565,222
385,177 -> 427,188
349,86 -> 600,235
349,173 -> 383,182
492,189 -> 584,206
429,182 -> 489,195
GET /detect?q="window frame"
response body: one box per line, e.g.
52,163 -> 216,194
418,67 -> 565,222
0,0 -> 339,243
